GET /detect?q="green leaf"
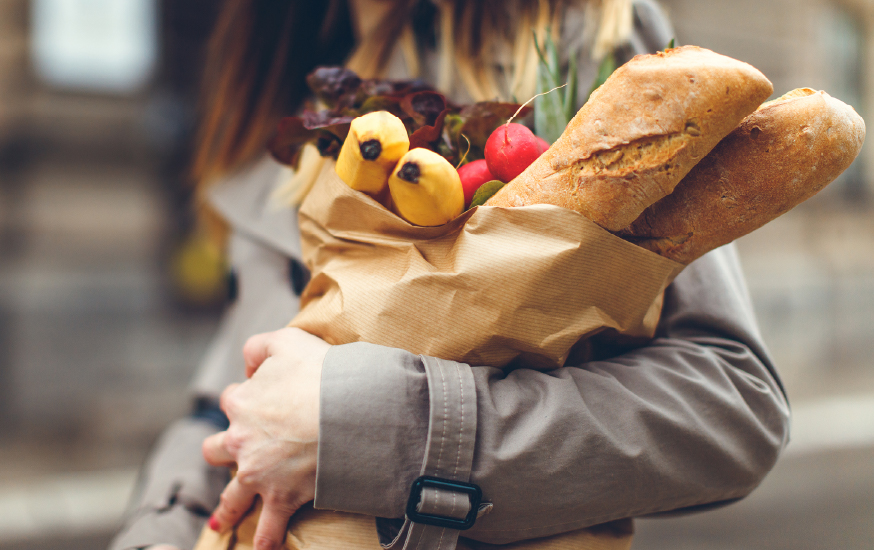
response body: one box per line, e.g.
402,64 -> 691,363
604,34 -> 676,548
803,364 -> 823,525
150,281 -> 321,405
563,51 -> 578,123
535,75 -> 565,143
359,95 -> 400,115
468,180 -> 506,209
546,32 -> 561,86
532,32 -> 556,82
666,38 -> 676,50
533,28 -> 567,144
588,52 -> 617,100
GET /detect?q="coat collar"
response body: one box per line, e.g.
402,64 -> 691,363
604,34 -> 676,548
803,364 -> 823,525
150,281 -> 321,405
207,156 -> 303,259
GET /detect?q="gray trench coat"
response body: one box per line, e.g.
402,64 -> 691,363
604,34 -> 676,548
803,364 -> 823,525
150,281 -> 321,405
110,2 -> 791,549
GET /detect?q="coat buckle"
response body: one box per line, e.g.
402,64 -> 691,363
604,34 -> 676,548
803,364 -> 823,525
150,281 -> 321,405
405,476 -> 482,530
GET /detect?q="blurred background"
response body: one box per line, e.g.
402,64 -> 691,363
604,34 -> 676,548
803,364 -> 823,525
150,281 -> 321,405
0,0 -> 871,548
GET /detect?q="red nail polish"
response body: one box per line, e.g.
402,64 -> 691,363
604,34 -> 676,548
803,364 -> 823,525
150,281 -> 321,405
209,516 -> 221,531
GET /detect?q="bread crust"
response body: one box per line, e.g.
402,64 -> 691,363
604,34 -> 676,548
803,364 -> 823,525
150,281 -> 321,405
617,89 -> 866,264
486,46 -> 774,231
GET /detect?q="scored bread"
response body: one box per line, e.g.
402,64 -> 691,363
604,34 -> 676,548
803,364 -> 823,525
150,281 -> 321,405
486,46 -> 774,231
616,89 -> 866,264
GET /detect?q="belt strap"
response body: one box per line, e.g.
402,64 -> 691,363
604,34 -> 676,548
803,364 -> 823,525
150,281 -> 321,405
381,356 -> 478,550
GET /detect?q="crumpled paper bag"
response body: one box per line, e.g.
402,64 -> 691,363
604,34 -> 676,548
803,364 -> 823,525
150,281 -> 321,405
194,502 -> 634,550
290,161 -> 683,370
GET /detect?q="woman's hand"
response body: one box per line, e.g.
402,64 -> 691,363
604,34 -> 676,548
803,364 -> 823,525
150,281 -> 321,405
201,327 -> 330,550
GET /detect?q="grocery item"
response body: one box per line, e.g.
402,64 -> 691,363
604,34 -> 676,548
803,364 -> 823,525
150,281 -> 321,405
617,88 -> 866,263
388,148 -> 465,226
486,46 -> 774,231
484,122 -> 544,183
457,159 -> 495,207
335,111 -> 410,195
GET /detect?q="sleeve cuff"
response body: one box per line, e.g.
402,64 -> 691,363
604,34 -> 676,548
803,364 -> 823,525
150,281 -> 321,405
315,342 -> 430,518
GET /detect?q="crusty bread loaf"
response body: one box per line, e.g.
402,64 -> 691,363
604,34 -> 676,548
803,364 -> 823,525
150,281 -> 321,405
616,89 -> 866,264
486,46 -> 774,231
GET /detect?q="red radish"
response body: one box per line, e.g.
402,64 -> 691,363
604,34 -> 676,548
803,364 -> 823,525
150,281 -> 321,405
534,136 -> 550,154
485,123 -> 542,183
457,159 -> 494,206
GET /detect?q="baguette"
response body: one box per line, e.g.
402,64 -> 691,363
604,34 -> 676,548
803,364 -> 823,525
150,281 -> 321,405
486,46 -> 774,231
616,88 -> 866,264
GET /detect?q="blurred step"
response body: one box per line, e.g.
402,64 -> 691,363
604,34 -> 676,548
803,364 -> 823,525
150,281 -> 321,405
0,469 -> 136,546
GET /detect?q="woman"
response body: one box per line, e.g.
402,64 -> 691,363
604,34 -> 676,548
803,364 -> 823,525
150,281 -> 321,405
110,1 -> 791,549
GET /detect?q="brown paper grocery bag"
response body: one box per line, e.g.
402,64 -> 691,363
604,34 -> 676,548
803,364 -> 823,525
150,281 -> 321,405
290,161 -> 683,370
195,160 -> 682,550
193,502 -> 386,550
194,504 -> 633,550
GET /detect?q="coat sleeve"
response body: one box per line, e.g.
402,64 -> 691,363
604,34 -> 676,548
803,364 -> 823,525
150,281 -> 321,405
108,415 -> 230,550
314,244 -> 791,544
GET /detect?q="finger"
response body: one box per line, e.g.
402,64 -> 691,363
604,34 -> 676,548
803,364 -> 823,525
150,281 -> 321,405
210,475 -> 257,533
243,331 -> 276,378
202,431 -> 236,466
253,499 -> 295,550
219,383 -> 240,415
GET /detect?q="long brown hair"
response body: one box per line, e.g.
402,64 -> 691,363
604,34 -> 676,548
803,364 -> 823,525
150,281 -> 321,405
191,0 -> 354,187
192,0 -> 632,237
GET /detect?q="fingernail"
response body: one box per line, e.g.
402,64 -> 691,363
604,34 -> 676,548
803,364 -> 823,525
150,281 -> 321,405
209,515 -> 221,531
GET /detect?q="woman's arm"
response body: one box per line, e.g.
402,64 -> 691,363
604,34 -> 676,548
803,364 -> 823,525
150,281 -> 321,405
199,244 -> 789,549
314,244 -> 790,544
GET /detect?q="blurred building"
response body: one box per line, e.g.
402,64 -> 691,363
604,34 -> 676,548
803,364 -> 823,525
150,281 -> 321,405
661,0 -> 871,197
0,0 -> 221,467
0,2 -> 223,545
